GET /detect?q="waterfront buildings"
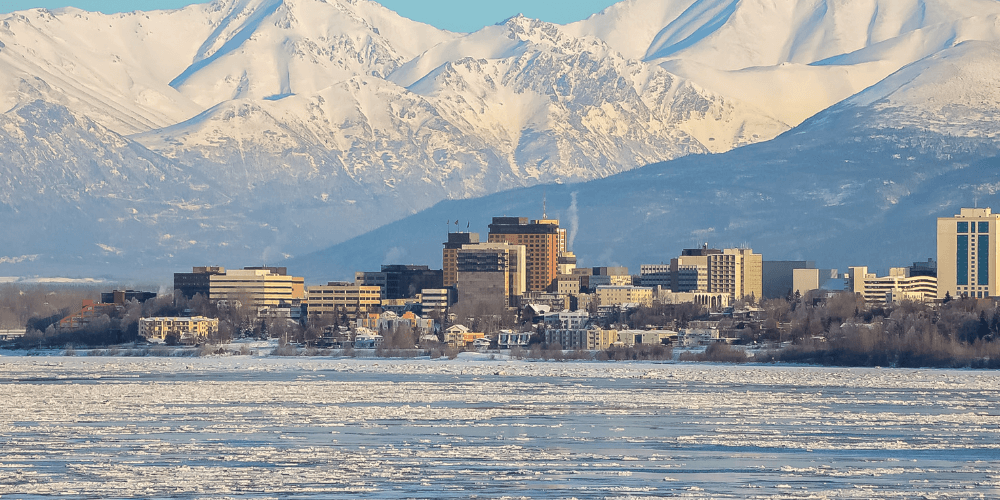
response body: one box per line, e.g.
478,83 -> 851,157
139,316 -> 219,342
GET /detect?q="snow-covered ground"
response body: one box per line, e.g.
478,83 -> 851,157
0,355 -> 997,498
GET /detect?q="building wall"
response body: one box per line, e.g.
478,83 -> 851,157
456,243 -> 526,310
670,248 -> 761,301
487,217 -> 565,292
595,286 -> 653,307
848,266 -> 938,304
938,208 -> 1000,299
762,261 -> 816,299
139,316 -> 218,341
544,328 -> 617,350
307,282 -> 382,319
209,269 -> 305,307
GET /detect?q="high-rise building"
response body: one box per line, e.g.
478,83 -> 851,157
443,232 -> 480,288
669,246 -> 762,301
937,208 -> 1000,299
455,242 -> 526,311
487,217 -> 566,291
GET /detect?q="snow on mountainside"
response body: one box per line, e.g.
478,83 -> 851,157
568,0 -> 1000,125
289,40 -> 1000,281
0,0 -> 999,279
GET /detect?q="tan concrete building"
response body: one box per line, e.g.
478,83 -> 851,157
544,327 -> 618,350
847,266 -> 938,304
595,285 -> 654,307
670,247 -> 762,301
140,316 -> 219,342
487,217 -> 567,291
307,282 -> 382,319
938,208 -> 1000,299
456,242 -> 526,311
209,267 -> 305,308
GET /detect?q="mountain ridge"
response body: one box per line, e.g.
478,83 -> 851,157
0,0 -> 998,279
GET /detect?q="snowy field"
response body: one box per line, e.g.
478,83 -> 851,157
1,355 -> 998,499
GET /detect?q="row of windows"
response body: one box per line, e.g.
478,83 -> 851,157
957,221 -> 990,233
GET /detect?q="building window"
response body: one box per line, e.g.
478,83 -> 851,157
980,222 -> 990,234
979,235 -> 990,286
958,222 -> 969,233
958,235 -> 969,286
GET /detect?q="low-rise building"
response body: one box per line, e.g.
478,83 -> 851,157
543,326 -> 617,350
0,329 -> 26,341
678,320 -> 722,347
498,330 -> 533,349
596,285 -> 654,307
307,282 -> 382,320
59,299 -> 119,330
140,316 -> 219,343
443,324 -> 485,348
617,329 -> 678,346
654,289 -> 732,309
847,266 -> 938,304
420,288 -> 454,316
541,310 -> 590,329
356,311 -> 434,335
207,267 -> 306,308
101,290 -> 157,305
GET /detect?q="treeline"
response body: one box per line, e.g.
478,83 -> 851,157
761,293 -> 1000,368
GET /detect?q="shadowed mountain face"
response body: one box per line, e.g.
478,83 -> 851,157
0,0 -> 999,279
287,42 -> 1000,281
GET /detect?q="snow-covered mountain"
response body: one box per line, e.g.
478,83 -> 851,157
289,40 -> 1000,281
0,0 -> 998,279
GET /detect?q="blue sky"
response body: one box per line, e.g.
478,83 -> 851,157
0,0 -> 621,32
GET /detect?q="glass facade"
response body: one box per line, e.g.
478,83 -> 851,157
979,235 -> 990,286
980,221 -> 990,234
958,222 -> 969,233
957,235 -> 969,286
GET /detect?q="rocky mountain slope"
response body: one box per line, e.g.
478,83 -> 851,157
0,0 -> 998,279
289,40 -> 1000,281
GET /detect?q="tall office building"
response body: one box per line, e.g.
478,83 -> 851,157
443,232 -> 480,288
669,246 -> 762,301
455,242 -> 526,310
487,217 -> 566,291
937,208 -> 1000,299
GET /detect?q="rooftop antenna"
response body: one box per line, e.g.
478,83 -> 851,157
542,189 -> 547,219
